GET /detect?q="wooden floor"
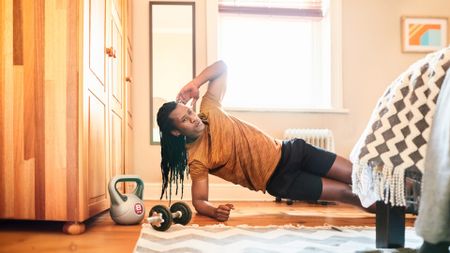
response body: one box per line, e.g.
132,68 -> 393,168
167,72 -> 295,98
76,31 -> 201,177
0,200 -> 416,253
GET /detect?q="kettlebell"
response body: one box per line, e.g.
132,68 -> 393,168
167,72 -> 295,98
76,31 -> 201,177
108,175 -> 145,225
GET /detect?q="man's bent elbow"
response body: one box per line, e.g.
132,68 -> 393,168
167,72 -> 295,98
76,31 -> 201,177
215,60 -> 227,73
192,199 -> 204,214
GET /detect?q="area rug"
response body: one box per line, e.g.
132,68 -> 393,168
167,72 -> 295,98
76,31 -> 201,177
133,224 -> 422,253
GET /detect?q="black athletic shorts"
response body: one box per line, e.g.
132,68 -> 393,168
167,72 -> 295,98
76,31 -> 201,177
266,138 -> 337,201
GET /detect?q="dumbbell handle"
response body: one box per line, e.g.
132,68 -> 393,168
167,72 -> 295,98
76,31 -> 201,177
147,213 -> 163,224
147,211 -> 183,225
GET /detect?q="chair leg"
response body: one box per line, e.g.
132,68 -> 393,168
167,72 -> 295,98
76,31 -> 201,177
376,201 -> 405,248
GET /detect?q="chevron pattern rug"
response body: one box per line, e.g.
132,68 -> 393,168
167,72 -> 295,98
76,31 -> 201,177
133,224 -> 422,253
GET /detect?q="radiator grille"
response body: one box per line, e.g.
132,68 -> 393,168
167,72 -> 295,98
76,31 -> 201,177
284,128 -> 335,152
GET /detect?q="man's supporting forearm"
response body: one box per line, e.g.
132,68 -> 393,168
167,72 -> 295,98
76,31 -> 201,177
192,199 -> 218,219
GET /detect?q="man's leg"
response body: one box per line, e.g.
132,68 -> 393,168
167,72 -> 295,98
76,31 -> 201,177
323,155 -> 352,184
319,177 -> 376,213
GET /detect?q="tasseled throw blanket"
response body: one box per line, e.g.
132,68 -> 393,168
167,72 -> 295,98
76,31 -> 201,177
350,47 -> 450,207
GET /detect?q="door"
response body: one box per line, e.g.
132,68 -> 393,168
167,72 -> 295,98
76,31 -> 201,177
83,0 -> 110,218
109,0 -> 125,184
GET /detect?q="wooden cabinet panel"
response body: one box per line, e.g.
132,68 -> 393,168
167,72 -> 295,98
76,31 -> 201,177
8,66 -> 36,220
111,19 -> 123,107
111,111 -> 123,179
125,120 -> 134,171
124,0 -> 133,174
87,93 -> 108,203
126,50 -> 133,127
124,62 -> 133,174
89,0 -> 106,86
113,0 -> 122,23
126,0 -> 132,47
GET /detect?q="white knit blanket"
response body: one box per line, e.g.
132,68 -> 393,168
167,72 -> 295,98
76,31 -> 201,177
350,47 -> 450,207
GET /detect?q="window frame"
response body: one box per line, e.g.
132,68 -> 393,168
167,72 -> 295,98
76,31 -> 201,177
206,0 -> 346,113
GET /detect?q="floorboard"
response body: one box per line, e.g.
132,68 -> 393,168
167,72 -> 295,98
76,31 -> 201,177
0,200 -> 416,253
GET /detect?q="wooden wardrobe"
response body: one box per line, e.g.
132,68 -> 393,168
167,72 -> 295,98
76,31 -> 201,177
0,0 -> 134,234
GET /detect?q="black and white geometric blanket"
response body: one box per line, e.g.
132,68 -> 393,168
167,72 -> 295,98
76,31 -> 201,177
350,47 -> 450,207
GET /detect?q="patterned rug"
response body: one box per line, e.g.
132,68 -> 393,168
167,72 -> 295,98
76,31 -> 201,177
133,224 -> 422,253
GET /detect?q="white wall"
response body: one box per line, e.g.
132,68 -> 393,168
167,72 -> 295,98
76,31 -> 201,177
132,0 -> 450,200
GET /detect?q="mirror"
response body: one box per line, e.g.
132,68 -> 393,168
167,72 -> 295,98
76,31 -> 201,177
150,2 -> 196,144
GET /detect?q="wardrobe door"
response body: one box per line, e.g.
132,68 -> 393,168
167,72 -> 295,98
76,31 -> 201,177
109,0 -> 125,187
125,47 -> 134,173
124,0 -> 134,191
82,0 -> 110,219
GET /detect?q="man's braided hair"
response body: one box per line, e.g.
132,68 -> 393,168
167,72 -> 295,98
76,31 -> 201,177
156,101 -> 188,200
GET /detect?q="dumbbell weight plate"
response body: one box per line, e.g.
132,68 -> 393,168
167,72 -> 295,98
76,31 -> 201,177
149,205 -> 172,231
170,202 -> 192,225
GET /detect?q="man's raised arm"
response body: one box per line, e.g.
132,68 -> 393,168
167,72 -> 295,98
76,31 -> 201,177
176,60 -> 227,108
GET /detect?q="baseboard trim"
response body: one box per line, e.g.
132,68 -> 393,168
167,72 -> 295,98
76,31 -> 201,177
138,183 -> 275,201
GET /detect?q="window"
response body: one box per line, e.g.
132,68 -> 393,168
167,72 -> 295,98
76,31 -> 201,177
209,0 -> 343,111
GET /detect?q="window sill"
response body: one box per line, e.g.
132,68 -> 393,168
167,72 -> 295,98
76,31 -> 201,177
223,107 -> 349,114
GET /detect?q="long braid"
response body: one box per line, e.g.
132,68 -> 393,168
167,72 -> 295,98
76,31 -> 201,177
157,102 -> 189,201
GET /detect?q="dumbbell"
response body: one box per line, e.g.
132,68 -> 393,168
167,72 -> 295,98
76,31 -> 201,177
147,202 -> 192,231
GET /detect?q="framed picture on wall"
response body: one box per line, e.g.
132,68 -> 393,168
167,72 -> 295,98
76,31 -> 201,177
401,16 -> 448,53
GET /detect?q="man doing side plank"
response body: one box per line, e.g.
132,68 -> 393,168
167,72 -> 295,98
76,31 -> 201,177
157,61 -> 374,221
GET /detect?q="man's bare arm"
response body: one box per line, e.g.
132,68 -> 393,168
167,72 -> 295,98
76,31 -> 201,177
191,178 -> 234,221
177,60 -> 227,108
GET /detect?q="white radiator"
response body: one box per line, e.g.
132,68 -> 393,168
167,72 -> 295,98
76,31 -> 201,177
284,128 -> 335,152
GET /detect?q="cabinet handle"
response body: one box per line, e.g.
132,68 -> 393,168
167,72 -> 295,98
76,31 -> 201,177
125,76 -> 133,83
105,47 -> 116,58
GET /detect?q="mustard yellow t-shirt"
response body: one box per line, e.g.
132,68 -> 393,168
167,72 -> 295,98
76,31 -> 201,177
187,93 -> 282,192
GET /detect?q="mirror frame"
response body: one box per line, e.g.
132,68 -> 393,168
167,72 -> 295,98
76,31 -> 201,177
149,1 -> 196,145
